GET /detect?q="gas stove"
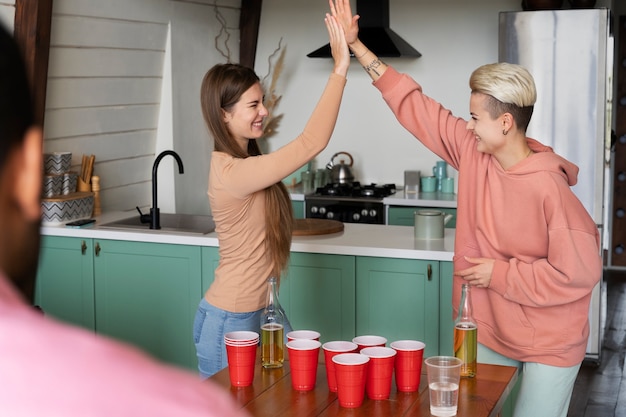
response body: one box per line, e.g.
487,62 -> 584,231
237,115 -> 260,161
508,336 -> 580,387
304,182 -> 396,224
312,182 -> 396,199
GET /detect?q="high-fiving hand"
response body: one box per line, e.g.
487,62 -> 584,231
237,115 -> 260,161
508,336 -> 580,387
329,0 -> 360,45
324,13 -> 350,76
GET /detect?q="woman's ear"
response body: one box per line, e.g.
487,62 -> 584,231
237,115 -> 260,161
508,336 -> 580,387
15,127 -> 43,220
222,108 -> 231,124
501,113 -> 514,131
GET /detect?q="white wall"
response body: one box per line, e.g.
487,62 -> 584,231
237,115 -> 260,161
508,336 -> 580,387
255,0 -> 613,188
0,0 -> 14,30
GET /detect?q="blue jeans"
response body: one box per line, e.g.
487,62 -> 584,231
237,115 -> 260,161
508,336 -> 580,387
478,343 -> 581,417
193,298 -> 293,379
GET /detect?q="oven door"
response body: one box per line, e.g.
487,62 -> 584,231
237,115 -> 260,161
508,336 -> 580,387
305,198 -> 385,224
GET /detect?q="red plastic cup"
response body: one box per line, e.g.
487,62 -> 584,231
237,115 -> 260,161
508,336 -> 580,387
390,340 -> 426,392
286,339 -> 322,391
224,330 -> 259,345
332,353 -> 370,408
225,343 -> 257,387
352,335 -> 387,351
322,341 -> 359,392
360,346 -> 397,400
286,330 -> 321,342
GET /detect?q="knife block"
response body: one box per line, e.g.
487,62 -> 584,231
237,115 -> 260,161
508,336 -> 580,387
77,177 -> 91,192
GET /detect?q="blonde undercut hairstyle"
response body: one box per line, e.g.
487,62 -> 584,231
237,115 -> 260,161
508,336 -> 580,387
469,62 -> 537,132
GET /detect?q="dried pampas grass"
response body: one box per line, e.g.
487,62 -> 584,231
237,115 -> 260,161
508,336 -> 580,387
262,39 -> 286,139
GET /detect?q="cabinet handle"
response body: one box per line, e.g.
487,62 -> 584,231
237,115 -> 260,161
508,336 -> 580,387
81,240 -> 87,255
427,264 -> 432,281
95,242 -> 101,257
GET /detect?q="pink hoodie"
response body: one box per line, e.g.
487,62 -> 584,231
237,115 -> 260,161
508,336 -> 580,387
375,67 -> 602,367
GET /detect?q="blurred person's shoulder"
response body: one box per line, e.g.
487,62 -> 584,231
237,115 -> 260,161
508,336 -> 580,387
0,275 -> 247,417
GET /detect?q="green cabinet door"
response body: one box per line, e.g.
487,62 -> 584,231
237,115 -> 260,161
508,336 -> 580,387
280,252 -> 355,343
201,246 -> 220,293
93,240 -> 202,370
35,236 -> 95,330
356,256 -> 440,358
439,261 -> 454,356
388,206 -> 457,228
292,200 -> 305,219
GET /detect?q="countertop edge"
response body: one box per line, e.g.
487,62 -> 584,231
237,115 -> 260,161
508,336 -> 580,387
40,211 -> 455,261
383,190 -> 458,208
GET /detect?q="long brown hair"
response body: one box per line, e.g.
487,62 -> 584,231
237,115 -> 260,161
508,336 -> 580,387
200,63 -> 293,277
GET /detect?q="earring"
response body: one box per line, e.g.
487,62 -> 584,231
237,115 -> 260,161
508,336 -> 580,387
502,129 -> 508,136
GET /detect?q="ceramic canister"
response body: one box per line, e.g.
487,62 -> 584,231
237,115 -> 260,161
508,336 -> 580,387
414,210 -> 453,239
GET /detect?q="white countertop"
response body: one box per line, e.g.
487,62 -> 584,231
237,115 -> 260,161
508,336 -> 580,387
41,211 -> 455,261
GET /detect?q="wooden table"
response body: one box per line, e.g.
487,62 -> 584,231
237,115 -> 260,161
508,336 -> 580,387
209,354 -> 518,417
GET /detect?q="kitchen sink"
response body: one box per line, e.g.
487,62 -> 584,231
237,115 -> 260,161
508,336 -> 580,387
100,213 -> 215,235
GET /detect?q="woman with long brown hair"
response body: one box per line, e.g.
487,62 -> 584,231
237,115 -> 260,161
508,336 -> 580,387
193,14 -> 350,378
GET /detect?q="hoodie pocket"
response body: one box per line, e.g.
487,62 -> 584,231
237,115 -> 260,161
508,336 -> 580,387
489,297 -> 535,348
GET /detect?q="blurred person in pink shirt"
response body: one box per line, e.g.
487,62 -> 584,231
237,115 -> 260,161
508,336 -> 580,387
0,23 -> 248,417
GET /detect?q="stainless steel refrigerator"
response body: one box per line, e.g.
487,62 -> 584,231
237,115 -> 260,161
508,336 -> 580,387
499,8 -> 613,362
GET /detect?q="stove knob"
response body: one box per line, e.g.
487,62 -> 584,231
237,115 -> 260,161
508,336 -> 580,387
319,207 -> 326,215
361,209 -> 369,217
310,206 -> 318,214
369,209 -> 377,218
352,212 -> 361,222
326,211 -> 334,219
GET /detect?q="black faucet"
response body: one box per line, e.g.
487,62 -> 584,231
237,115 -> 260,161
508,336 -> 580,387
147,150 -> 184,229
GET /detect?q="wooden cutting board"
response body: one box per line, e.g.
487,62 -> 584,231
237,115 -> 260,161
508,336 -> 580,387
293,218 -> 344,236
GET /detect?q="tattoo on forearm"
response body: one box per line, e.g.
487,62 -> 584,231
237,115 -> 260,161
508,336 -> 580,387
363,59 -> 384,76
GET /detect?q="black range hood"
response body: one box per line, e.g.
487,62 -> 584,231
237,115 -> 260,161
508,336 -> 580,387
307,0 -> 421,58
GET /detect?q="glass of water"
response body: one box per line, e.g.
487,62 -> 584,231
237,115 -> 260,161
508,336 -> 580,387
425,356 -> 463,417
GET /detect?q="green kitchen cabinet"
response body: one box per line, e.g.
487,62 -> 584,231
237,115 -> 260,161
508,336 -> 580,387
36,236 -> 202,370
356,256 -> 440,358
201,246 -> 220,293
280,252 -> 356,343
35,236 -> 95,330
387,206 -> 457,228
292,200 -> 305,219
439,261 -> 454,356
93,239 -> 202,370
36,233 -> 453,370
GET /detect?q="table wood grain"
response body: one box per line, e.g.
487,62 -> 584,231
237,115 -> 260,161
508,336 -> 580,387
209,352 -> 518,417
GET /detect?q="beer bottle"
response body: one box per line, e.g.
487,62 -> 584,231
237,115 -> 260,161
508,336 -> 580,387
261,277 -> 285,368
454,283 -> 477,377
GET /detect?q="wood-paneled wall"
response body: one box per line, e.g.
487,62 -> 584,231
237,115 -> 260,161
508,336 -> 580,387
42,0 -> 240,213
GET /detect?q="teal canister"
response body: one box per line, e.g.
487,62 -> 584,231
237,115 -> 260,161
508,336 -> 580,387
432,161 -> 448,191
441,177 -> 455,194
